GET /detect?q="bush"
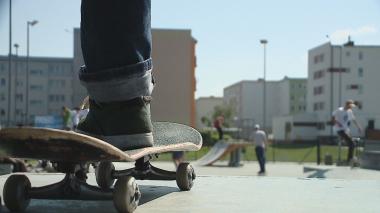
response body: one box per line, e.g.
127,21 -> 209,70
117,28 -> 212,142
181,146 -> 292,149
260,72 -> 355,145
200,130 -> 233,147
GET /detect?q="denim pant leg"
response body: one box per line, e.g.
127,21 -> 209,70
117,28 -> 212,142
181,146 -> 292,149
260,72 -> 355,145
255,146 -> 265,172
338,131 -> 354,161
79,0 -> 153,102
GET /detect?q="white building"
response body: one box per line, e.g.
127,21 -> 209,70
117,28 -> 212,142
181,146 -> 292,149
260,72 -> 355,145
223,77 -> 307,138
307,41 -> 380,139
195,96 -> 223,129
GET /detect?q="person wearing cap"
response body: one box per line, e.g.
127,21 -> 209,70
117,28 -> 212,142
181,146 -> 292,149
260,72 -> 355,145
332,100 -> 362,163
251,124 -> 267,175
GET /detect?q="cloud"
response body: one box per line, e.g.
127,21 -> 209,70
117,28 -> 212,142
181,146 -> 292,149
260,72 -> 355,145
330,25 -> 378,43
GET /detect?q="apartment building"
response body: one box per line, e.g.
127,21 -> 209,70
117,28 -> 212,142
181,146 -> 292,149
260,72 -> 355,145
307,41 -> 380,137
0,55 -> 74,126
223,77 -> 307,135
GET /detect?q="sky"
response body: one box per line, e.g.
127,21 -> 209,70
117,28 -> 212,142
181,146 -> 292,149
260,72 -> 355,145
1,0 -> 380,98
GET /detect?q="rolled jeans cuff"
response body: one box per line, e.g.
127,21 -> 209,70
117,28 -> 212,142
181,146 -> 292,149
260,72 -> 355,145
79,59 -> 154,102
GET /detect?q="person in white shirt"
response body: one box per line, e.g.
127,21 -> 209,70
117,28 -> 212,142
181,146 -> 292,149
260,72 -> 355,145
332,99 -> 362,162
251,124 -> 267,175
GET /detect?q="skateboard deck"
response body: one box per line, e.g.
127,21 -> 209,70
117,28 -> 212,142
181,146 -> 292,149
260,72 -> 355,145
0,122 -> 202,162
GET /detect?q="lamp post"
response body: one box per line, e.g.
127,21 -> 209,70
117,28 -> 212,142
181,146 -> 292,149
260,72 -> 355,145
14,43 -> 19,124
26,20 -> 38,125
260,39 -> 267,130
7,0 -> 12,127
260,39 -> 273,162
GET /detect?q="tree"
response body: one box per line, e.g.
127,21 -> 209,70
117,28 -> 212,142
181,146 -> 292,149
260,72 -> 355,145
200,116 -> 212,127
212,105 -> 235,128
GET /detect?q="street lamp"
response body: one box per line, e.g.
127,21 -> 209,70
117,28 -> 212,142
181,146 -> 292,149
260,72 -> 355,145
260,39 -> 274,162
7,0 -> 12,127
260,39 -> 267,130
26,20 -> 38,125
13,43 -> 19,124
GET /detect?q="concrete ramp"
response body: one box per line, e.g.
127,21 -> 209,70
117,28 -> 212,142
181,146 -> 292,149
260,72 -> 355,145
197,141 -> 250,166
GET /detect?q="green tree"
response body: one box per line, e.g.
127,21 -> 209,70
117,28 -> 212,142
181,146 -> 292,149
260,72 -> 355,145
212,105 -> 235,128
200,116 -> 212,127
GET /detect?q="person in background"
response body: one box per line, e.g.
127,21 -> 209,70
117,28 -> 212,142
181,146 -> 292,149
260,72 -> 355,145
332,99 -> 362,163
71,107 -> 81,130
62,106 -> 72,130
213,115 -> 224,140
251,124 -> 267,175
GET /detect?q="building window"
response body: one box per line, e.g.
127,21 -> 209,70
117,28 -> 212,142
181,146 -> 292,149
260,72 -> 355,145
0,94 -> 5,101
346,84 -> 359,90
1,78 -> 6,87
30,100 -> 43,105
358,68 -> 363,77
346,51 -> 351,57
30,69 -> 44,75
313,54 -> 324,64
16,80 -> 23,87
15,94 -> 23,102
313,102 -> 325,111
48,94 -> 66,102
30,85 -> 43,91
313,70 -> 325,79
0,109 -> 5,116
313,86 -> 324,95
358,52 -> 363,60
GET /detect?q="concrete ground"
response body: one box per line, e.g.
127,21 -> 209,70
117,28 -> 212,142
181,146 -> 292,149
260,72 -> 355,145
0,161 -> 379,212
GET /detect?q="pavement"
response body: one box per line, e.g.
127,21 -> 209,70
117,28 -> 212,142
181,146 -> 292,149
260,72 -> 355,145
0,161 -> 379,212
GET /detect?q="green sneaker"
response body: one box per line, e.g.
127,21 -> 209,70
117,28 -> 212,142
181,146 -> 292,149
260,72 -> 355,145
77,96 -> 154,150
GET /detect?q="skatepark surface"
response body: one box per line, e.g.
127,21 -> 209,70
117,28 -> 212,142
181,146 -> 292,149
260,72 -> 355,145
0,162 -> 379,212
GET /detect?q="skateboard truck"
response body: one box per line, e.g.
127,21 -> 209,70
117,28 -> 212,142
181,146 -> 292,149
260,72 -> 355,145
113,155 -> 178,180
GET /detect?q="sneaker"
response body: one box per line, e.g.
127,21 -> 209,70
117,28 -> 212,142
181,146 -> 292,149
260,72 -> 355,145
258,171 -> 266,176
77,96 -> 154,150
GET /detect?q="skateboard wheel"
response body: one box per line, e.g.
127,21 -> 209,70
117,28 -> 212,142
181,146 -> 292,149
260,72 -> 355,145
3,175 -> 31,212
176,162 -> 196,191
113,176 -> 140,213
96,161 -> 116,189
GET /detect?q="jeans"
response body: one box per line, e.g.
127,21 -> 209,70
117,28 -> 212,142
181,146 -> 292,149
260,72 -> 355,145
337,130 -> 354,161
216,127 -> 223,140
255,146 -> 266,172
79,0 -> 153,102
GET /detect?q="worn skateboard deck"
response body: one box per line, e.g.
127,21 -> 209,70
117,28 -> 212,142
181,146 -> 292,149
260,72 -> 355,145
0,122 -> 202,162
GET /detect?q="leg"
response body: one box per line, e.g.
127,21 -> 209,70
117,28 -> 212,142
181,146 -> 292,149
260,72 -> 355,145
255,147 -> 263,172
78,0 -> 154,150
338,131 -> 354,162
217,127 -> 223,140
261,148 -> 266,172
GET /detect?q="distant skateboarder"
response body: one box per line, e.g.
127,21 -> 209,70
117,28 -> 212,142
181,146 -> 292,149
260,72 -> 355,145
332,99 -> 362,163
214,115 -> 224,140
251,124 -> 267,175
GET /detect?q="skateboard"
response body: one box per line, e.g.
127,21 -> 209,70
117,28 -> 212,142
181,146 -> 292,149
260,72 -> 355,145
0,122 -> 202,213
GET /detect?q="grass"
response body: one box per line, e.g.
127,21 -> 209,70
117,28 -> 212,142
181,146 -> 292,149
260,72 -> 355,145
154,143 -> 350,164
